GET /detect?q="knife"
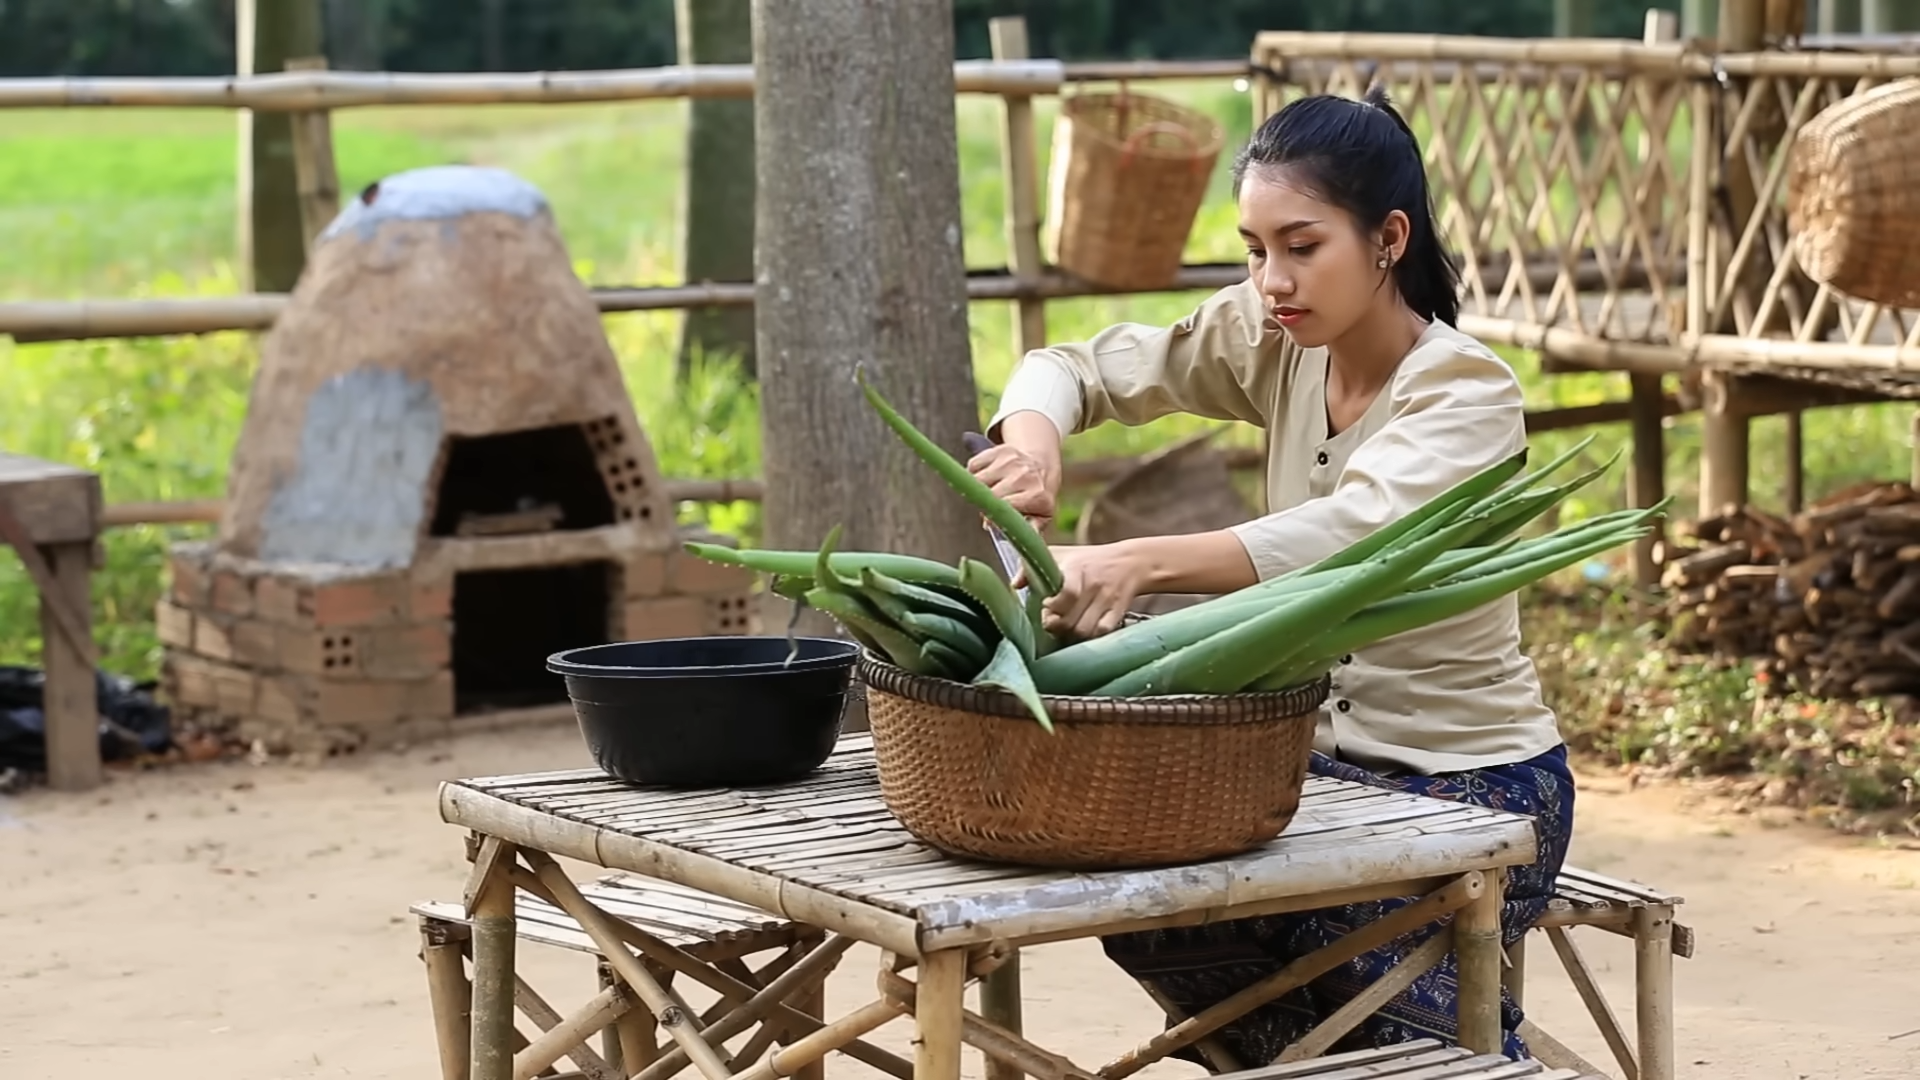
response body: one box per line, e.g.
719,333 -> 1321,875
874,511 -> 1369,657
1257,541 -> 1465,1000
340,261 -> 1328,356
962,430 -> 1032,604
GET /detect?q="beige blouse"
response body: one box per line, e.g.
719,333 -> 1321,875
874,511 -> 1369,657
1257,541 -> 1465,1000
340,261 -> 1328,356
987,279 -> 1563,776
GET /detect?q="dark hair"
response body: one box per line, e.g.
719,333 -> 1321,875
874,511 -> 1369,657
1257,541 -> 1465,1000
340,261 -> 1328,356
1231,86 -> 1460,326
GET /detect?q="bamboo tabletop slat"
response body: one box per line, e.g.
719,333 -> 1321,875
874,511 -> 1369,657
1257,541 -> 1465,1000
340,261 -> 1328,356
439,734 -> 1538,953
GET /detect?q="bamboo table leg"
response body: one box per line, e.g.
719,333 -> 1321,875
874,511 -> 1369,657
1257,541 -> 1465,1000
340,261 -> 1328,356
470,853 -> 520,1080
980,951 -> 1024,1080
1456,868 -> 1505,1056
914,949 -> 967,1080
1634,906 -> 1676,1080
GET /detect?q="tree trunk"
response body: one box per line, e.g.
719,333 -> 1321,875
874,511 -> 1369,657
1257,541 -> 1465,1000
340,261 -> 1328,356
677,0 -> 760,377
237,0 -> 322,293
752,0 -> 994,641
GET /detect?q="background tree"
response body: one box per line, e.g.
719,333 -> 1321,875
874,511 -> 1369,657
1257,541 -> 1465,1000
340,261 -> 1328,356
750,0 -> 994,641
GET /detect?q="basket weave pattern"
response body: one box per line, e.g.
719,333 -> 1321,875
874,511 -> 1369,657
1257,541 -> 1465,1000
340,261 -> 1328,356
860,655 -> 1328,869
1043,90 -> 1224,292
1788,78 -> 1920,309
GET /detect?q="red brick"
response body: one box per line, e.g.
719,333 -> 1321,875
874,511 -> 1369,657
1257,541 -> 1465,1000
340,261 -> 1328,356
410,578 -> 453,620
273,627 -> 361,678
254,575 -> 312,625
230,619 -> 280,668
707,594 -> 759,636
360,624 -> 451,679
311,575 -> 408,627
168,548 -> 211,607
155,600 -> 195,650
209,568 -> 254,617
255,675 -> 305,726
166,655 -> 222,709
311,679 -> 412,728
192,617 -> 235,662
624,596 -> 709,640
622,551 -> 670,598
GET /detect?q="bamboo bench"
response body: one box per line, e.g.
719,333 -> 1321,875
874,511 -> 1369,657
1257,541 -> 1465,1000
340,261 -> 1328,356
1512,866 -> 1693,1080
411,870 -> 838,1080
1214,1039 -> 1604,1080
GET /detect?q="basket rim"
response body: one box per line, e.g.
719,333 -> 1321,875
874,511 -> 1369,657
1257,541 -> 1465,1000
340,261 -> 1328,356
858,652 -> 1330,727
1058,90 -> 1226,158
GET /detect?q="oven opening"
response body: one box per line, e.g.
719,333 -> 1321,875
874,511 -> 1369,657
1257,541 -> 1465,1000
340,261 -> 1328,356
452,561 -> 613,714
430,423 -> 617,538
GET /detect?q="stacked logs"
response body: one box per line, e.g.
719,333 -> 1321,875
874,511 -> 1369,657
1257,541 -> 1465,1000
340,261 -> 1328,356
1659,481 -> 1920,698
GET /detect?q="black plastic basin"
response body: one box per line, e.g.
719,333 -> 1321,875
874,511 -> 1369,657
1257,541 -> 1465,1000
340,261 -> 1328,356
547,636 -> 859,787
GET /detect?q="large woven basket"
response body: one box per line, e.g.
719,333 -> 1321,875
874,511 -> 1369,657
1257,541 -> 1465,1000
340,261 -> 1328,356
1043,89 -> 1224,291
1788,78 -> 1920,309
860,654 -> 1328,870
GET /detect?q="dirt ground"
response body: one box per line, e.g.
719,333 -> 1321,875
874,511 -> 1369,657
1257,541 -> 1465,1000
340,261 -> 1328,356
3,721 -> 1918,1080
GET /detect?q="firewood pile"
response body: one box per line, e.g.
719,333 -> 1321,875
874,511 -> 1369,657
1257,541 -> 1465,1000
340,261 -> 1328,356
1659,480 -> 1920,698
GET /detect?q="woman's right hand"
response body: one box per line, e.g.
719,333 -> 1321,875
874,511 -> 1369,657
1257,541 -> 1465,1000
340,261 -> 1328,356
967,443 -> 1057,525
966,413 -> 1062,527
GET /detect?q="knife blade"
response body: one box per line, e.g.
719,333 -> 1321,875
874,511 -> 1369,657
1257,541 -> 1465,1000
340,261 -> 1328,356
962,430 -> 1032,604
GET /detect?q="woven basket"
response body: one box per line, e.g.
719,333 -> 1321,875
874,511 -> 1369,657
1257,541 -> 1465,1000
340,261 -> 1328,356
1788,78 -> 1920,309
1043,89 -> 1224,291
860,654 -> 1328,870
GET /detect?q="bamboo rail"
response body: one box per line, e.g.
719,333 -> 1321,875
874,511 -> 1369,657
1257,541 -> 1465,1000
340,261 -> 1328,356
90,395 -> 1691,531
0,58 -> 1252,111
1,255 -> 1644,344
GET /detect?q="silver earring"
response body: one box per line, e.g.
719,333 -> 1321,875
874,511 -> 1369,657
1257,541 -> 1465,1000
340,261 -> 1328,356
1377,256 -> 1390,268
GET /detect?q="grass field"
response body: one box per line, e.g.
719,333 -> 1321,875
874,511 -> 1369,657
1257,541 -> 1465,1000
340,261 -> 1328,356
1,80 -> 1915,821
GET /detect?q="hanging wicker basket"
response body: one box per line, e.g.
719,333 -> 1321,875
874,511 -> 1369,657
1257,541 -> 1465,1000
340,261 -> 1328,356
1787,78 -> 1920,309
860,653 -> 1328,870
1042,88 -> 1225,292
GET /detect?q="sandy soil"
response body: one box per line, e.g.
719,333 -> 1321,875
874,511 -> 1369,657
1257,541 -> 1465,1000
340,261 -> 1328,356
2,722 -> 1917,1080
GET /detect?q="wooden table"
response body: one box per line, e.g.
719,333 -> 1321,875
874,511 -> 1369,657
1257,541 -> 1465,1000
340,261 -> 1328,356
0,453 -> 102,790
438,734 -> 1539,1080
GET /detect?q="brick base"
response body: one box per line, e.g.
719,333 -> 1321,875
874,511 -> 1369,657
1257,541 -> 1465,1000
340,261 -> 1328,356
160,527 -> 759,757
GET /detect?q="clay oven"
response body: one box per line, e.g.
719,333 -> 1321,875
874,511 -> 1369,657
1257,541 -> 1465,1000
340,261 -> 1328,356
159,165 -> 756,755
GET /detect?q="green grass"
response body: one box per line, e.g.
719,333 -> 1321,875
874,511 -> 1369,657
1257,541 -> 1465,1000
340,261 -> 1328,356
1,82 -> 1917,826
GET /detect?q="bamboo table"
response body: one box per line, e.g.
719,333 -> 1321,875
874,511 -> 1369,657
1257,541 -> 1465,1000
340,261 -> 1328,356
437,733 -> 1539,1080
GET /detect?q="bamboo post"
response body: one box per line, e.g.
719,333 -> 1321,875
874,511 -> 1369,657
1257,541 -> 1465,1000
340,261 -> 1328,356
469,848 -> 520,1080
285,56 -> 341,250
979,954 -> 1025,1080
1629,12 -> 1676,590
1454,869 -> 1505,1056
915,949 -> 969,1080
1633,907 -> 1677,1080
991,16 -> 1047,362
235,0 -> 323,293
422,921 -> 476,1080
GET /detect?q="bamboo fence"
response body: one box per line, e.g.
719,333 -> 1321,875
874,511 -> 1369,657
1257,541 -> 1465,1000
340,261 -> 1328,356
14,25 -> 1920,575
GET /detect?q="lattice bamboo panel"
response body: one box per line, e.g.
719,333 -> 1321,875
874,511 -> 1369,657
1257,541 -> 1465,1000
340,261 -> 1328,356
1705,70 -> 1920,355
1252,49 -> 1694,345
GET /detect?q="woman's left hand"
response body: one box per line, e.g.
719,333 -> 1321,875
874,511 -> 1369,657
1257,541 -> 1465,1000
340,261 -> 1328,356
1034,543 -> 1153,640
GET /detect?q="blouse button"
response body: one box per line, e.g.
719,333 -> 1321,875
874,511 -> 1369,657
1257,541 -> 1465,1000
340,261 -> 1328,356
1316,451 -> 1329,466
1341,654 -> 1353,665
1335,699 -> 1352,713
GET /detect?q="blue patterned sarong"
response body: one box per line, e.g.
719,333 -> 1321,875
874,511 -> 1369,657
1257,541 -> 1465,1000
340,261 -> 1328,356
1100,744 -> 1575,1067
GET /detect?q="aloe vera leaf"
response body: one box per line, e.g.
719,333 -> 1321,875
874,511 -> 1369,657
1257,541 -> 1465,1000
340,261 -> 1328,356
1297,446 -> 1529,577
1025,564 -> 1370,695
855,367 -> 1064,597
685,541 -> 963,590
956,557 -> 1038,664
802,587 -> 934,675
898,610 -> 994,669
919,638 -> 974,680
1251,523 -> 1655,691
1090,493 -> 1488,697
860,568 -> 996,638
970,636 -> 1056,734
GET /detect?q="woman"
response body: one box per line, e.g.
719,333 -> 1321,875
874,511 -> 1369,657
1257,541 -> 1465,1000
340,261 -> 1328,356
968,87 -> 1574,1065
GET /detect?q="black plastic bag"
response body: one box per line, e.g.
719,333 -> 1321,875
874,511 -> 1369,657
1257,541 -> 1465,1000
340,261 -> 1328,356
0,664 -> 172,772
